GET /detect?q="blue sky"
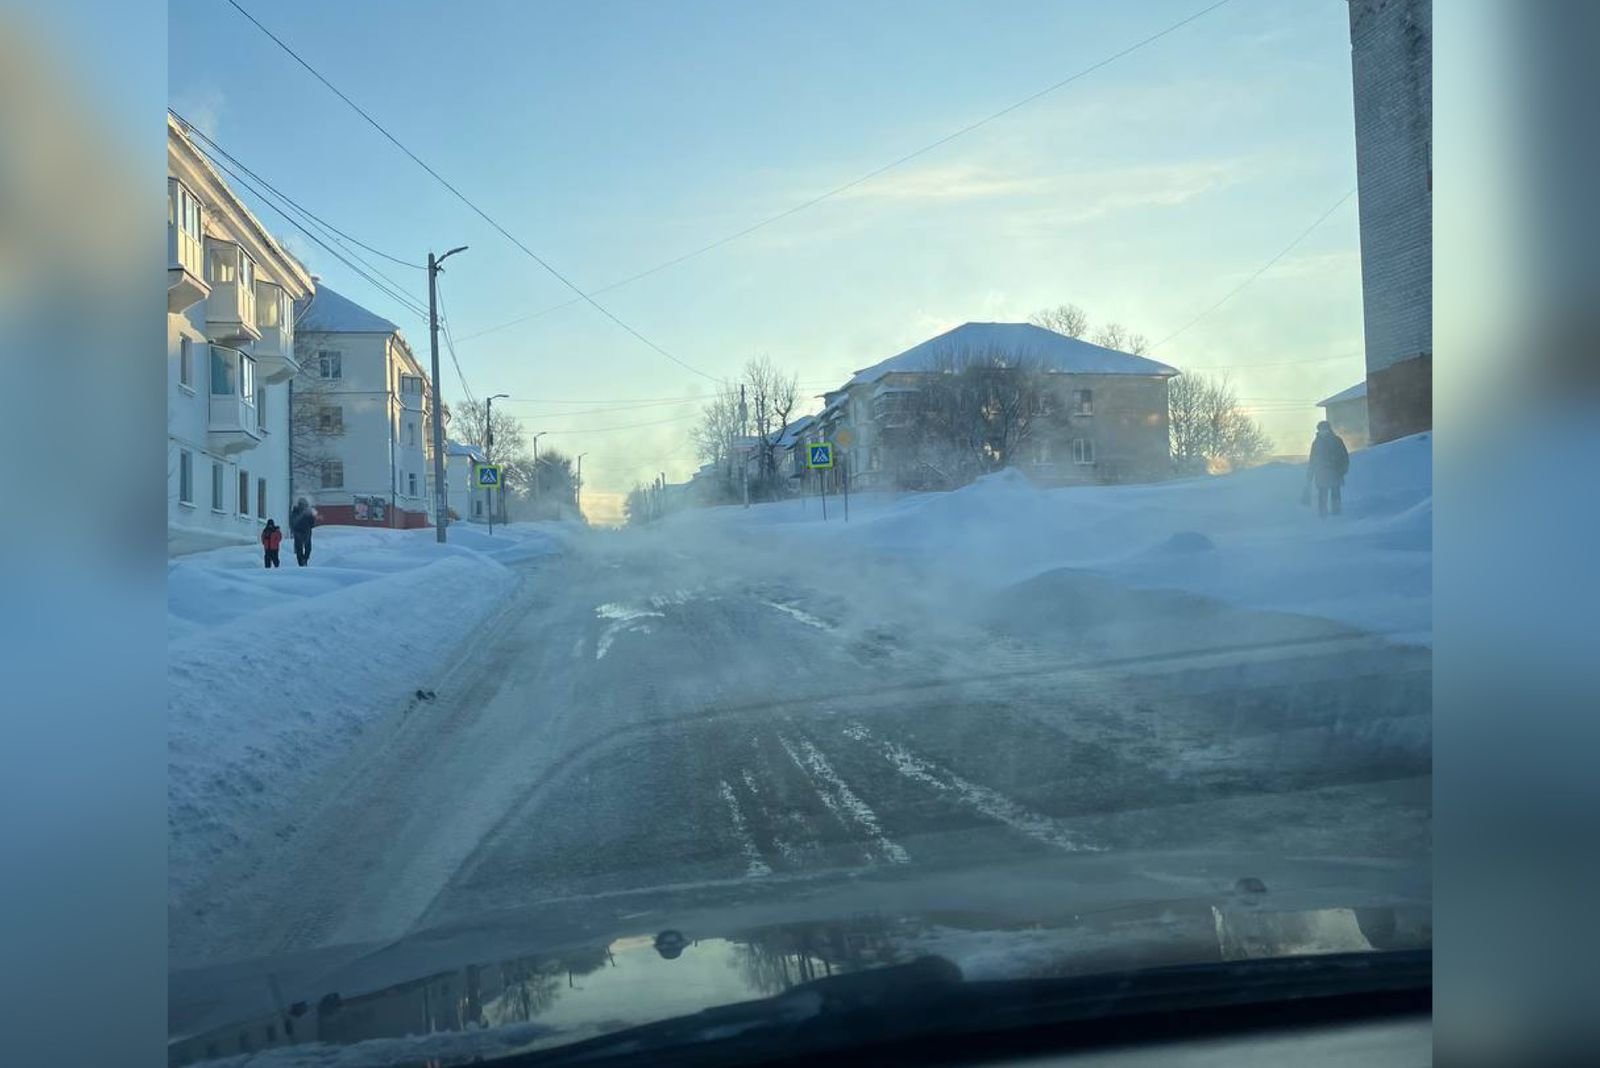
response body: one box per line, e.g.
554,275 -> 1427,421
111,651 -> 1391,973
170,0 -> 1365,516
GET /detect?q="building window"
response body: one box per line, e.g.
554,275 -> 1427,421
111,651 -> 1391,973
1073,389 -> 1093,416
318,406 -> 343,434
400,374 -> 423,397
211,462 -> 225,511
257,478 -> 267,518
256,387 -> 266,429
179,338 -> 194,390
868,447 -> 882,471
178,450 -> 194,505
405,421 -> 416,447
320,461 -> 344,489
240,355 -> 255,403
210,347 -> 235,395
318,351 -> 342,379
238,471 -> 250,515
1033,440 -> 1054,465
207,244 -> 236,284
408,472 -> 418,497
473,499 -> 483,517
1073,438 -> 1095,465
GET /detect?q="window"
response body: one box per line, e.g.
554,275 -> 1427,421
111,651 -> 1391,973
318,351 -> 342,379
179,338 -> 194,390
400,374 -> 423,396
210,346 -> 235,395
256,387 -> 266,429
211,462 -> 225,511
257,478 -> 267,518
1073,438 -> 1095,465
868,447 -> 882,471
318,406 -> 343,434
178,450 -> 194,505
408,472 -> 418,497
240,355 -> 255,403
320,461 -> 344,489
1073,389 -> 1093,416
1033,440 -> 1054,465
238,471 -> 250,515
239,251 -> 255,292
405,421 -> 416,447
474,499 -> 483,517
207,243 -> 237,284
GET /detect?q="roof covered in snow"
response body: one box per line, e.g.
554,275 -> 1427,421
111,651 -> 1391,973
848,323 -> 1178,386
776,416 -> 816,448
447,441 -> 486,461
295,283 -> 401,335
1318,380 -> 1368,407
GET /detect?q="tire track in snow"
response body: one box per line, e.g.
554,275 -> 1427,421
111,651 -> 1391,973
740,767 -> 802,864
778,734 -> 910,865
716,779 -> 772,878
761,600 -> 832,631
842,722 -> 1103,854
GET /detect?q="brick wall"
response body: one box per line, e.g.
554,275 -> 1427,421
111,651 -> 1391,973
1349,0 -> 1431,441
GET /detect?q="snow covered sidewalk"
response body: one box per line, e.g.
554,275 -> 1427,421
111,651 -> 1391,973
168,523 -> 564,901
669,433 -> 1432,646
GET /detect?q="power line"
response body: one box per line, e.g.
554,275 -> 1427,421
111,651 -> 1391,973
453,0 -> 1237,345
507,412 -> 703,434
223,0 -> 719,382
192,145 -> 429,323
1150,187 -> 1358,350
433,276 -> 477,408
173,112 -> 423,272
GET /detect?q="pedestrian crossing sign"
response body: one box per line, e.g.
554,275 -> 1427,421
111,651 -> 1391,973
806,443 -> 834,469
475,464 -> 502,488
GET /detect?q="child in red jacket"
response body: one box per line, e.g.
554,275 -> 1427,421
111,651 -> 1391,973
260,519 -> 283,569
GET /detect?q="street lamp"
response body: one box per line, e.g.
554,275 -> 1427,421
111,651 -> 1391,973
531,431 -> 548,516
484,393 -> 509,532
427,245 -> 468,543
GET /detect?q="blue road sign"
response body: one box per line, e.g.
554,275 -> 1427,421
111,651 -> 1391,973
806,443 -> 834,469
475,463 -> 503,488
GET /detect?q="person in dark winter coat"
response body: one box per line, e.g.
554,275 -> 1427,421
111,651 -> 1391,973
1307,420 -> 1351,517
289,498 -> 317,566
260,519 -> 283,569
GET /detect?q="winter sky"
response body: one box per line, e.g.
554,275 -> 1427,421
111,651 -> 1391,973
168,0 -> 1366,523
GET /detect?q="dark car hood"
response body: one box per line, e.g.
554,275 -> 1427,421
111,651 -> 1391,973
169,848 -> 1429,1066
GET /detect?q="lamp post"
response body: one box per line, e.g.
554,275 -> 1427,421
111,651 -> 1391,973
428,244 -> 468,543
531,431 -> 547,517
575,452 -> 588,521
484,393 -> 509,533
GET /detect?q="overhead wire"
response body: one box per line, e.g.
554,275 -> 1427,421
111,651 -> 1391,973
451,0 -> 1238,345
222,0 -> 720,382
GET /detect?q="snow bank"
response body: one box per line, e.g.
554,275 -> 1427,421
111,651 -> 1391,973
672,433 -> 1432,645
168,524 -> 561,899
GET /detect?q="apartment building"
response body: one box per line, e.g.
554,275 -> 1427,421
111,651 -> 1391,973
167,116 -> 314,554
446,440 -> 493,522
291,284 -> 435,528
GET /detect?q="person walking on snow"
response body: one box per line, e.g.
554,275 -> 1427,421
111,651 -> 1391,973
289,497 -> 317,566
260,519 -> 283,569
1306,420 -> 1350,517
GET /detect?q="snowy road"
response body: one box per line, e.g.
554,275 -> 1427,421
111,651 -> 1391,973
169,517 -> 1431,970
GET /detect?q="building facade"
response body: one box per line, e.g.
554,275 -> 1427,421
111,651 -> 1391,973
821,323 -> 1176,492
445,441 -> 493,522
1348,0 -> 1431,443
1318,380 -> 1371,449
167,116 -> 314,555
292,285 -> 435,528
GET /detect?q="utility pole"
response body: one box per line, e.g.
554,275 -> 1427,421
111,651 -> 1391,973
739,384 -> 750,509
531,431 -> 547,518
575,453 -> 588,520
428,245 -> 468,543
484,393 -> 508,535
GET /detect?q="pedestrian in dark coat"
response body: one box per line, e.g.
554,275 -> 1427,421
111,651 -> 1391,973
260,519 -> 283,569
1307,420 -> 1351,517
289,497 -> 317,566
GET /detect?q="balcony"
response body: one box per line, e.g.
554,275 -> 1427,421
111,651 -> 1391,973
203,239 -> 260,343
252,280 -> 299,382
168,179 -> 209,312
207,345 -> 262,453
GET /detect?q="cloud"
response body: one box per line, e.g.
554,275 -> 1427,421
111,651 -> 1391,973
1016,158 -> 1249,228
839,163 -> 1053,203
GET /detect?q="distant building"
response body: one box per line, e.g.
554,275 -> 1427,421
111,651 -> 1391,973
291,284 -> 435,528
167,116 -> 314,555
445,440 -> 492,522
1318,380 -> 1370,449
823,322 -> 1177,491
1348,0 -> 1431,443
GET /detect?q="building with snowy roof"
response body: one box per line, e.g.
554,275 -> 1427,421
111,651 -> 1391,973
1318,380 -> 1370,449
822,322 -> 1179,490
291,282 -> 437,528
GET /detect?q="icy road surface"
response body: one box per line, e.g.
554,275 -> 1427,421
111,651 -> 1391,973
169,515 -> 1430,968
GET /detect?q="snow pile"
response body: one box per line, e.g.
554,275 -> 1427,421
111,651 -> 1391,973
168,524 -> 560,899
675,433 -> 1432,644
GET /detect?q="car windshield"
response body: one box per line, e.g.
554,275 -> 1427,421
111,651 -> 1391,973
164,2 -> 1431,1064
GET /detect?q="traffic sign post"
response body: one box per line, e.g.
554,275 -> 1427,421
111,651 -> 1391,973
806,443 -> 834,520
475,464 -> 503,535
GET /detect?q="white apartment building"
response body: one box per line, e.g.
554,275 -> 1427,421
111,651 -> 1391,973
446,441 -> 493,523
168,116 -> 314,555
291,284 -> 435,528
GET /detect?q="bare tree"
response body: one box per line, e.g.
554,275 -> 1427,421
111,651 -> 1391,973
1167,372 -> 1273,474
744,355 -> 798,499
1030,303 -> 1089,338
692,383 -> 743,502
1092,322 -> 1151,355
898,347 -> 1052,487
455,397 -> 536,505
288,368 -> 342,500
